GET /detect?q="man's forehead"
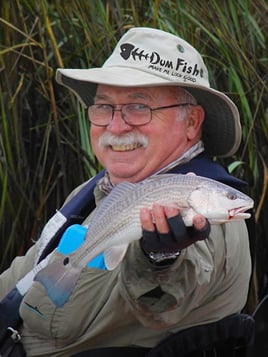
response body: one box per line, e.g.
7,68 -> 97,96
94,85 -> 178,101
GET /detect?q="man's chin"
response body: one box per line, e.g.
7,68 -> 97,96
107,165 -> 144,184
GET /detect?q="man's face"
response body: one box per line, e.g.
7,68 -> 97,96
89,85 -> 202,184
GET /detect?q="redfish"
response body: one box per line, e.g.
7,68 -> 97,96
35,173 -> 253,307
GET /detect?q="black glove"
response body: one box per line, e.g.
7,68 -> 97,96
140,213 -> 210,264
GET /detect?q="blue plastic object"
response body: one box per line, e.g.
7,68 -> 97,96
57,224 -> 107,269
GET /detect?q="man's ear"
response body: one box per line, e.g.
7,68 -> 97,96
186,106 -> 205,140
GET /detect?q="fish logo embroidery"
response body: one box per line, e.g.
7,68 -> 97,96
120,43 -> 153,61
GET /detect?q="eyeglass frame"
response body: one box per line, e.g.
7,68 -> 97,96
87,102 -> 195,127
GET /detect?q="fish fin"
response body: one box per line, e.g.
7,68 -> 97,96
104,244 -> 129,270
180,208 -> 196,226
34,259 -> 82,307
155,199 -> 181,208
154,199 -> 190,212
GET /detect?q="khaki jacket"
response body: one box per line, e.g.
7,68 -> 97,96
0,211 -> 251,356
1,153 -> 253,356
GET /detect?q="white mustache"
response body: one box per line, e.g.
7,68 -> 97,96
98,132 -> 148,148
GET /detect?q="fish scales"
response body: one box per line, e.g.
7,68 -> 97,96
70,173 -> 253,267
34,173 -> 254,307
72,175 -> 195,266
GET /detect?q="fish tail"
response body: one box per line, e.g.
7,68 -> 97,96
34,259 -> 82,307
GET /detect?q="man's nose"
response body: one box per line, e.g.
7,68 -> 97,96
107,110 -> 131,132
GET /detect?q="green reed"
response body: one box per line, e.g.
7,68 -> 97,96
0,0 -> 267,307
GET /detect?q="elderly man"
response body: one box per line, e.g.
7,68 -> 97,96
0,27 -> 251,356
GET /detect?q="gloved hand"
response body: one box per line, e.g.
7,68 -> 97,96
140,204 -> 210,264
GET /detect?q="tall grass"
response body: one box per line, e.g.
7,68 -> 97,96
0,0 -> 267,308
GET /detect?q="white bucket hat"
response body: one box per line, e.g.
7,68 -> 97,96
56,27 -> 241,157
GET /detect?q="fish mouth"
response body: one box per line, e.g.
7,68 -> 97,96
228,205 -> 252,220
111,143 -> 143,152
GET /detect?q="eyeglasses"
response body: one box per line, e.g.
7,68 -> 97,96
87,103 -> 193,127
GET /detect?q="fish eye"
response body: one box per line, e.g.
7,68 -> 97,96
227,193 -> 237,200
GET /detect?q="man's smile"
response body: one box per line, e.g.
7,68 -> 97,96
110,143 -> 143,151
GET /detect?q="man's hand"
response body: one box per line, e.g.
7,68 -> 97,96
140,204 -> 210,258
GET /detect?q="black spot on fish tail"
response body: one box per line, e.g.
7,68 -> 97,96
63,257 -> 69,265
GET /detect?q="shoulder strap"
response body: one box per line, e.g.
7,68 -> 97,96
168,153 -> 247,189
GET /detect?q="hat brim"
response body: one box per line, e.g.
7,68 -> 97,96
56,67 -> 241,157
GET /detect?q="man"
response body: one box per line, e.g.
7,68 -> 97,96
0,27 -> 251,356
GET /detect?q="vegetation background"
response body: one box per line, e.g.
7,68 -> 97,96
0,0 -> 267,311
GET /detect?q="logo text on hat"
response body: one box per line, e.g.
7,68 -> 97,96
120,43 -> 204,82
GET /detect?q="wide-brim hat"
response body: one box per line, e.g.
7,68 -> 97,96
56,27 -> 241,157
